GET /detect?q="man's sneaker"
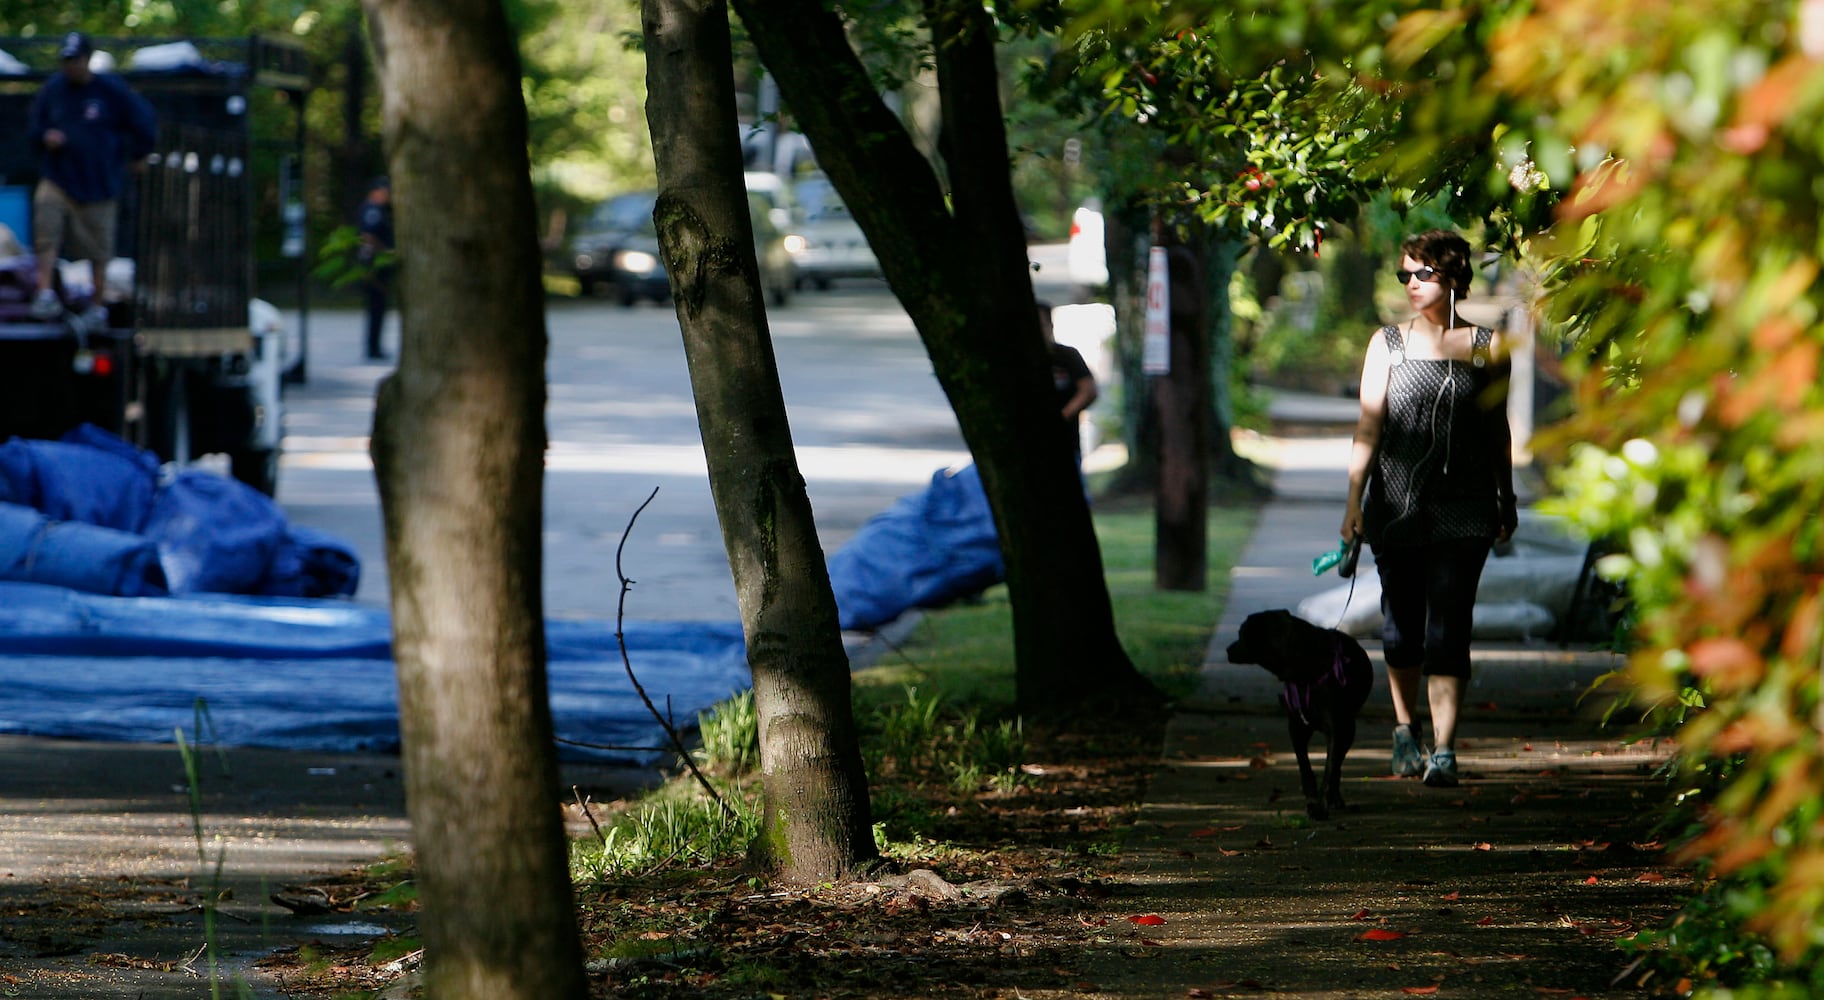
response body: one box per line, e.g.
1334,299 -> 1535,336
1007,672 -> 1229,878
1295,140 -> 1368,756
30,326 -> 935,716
1423,748 -> 1460,788
29,289 -> 62,320
1391,724 -> 1423,778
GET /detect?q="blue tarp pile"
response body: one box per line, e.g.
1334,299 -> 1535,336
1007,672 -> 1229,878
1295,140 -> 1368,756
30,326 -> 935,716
0,425 -> 358,598
0,582 -> 751,764
826,464 -> 1004,631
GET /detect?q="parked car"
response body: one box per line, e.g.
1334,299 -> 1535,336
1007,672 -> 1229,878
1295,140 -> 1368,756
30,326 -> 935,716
748,191 -> 797,307
568,187 -> 795,308
743,170 -> 793,230
786,173 -> 880,290
568,190 -> 665,306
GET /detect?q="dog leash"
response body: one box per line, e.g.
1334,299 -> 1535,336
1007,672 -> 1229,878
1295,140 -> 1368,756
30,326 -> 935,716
1331,573 -> 1359,632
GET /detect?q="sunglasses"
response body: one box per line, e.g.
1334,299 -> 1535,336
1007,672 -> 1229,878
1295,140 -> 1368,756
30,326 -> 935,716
1395,266 -> 1442,284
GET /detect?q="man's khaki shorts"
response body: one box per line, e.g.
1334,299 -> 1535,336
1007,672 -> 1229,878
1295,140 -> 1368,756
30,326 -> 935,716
32,180 -> 116,264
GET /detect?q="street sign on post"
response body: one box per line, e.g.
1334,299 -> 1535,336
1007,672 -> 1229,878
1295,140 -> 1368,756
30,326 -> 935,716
1143,246 -> 1170,374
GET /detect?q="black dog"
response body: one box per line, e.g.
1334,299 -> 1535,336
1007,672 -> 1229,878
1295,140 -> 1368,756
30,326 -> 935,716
1225,609 -> 1374,820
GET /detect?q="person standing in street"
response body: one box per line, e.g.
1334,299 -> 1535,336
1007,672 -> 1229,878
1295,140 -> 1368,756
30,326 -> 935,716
1038,300 -> 1097,463
27,32 -> 157,319
356,177 -> 395,361
1340,229 -> 1517,789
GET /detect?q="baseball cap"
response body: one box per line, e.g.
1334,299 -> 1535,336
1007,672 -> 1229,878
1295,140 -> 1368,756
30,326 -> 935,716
58,32 -> 92,60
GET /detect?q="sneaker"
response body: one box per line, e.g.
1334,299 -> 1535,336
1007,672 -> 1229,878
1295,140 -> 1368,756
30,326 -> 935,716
29,288 -> 62,320
1423,748 -> 1460,788
1391,724 -> 1423,777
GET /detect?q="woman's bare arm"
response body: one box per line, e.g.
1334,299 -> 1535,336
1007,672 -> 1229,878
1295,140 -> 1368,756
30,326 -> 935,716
1343,328 -> 1392,541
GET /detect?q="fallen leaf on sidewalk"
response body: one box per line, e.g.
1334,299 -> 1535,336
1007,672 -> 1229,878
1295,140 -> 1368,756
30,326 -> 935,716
1440,891 -> 1460,901
1477,916 -> 1496,926
1350,908 -> 1371,920
1637,872 -> 1667,882
1402,987 -> 1440,995
1474,842 -> 1493,851
1128,914 -> 1166,926
1358,928 -> 1406,941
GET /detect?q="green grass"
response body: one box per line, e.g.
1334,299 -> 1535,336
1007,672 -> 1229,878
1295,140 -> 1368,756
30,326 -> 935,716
571,500 -> 1259,882
852,503 -> 1258,711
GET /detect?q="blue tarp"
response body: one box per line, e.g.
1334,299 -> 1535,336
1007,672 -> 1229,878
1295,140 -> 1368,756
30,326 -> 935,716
0,427 -> 358,599
0,503 -> 167,596
826,464 -> 1004,631
0,582 -> 750,764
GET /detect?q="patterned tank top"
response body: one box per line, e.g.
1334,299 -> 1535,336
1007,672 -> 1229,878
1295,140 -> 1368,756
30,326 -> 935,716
1365,323 -> 1500,547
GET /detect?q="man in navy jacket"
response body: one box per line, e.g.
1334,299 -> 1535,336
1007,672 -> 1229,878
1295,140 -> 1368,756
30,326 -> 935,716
27,32 -> 157,319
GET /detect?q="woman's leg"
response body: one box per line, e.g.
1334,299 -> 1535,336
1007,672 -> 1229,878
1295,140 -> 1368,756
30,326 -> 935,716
1428,674 -> 1465,750
1376,546 -> 1428,774
1388,666 -> 1424,728
1420,538 -> 1491,785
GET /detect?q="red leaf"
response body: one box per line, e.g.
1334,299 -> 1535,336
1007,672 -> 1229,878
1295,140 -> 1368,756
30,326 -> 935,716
1358,928 -> 1407,941
1440,891 -> 1460,901
1403,988 -> 1441,995
1189,828 -> 1219,838
1140,937 -> 1165,947
1583,876 -> 1599,885
1474,842 -> 1493,851
1637,872 -> 1667,882
1523,743 -> 1535,752
1129,913 -> 1167,926
1477,916 -> 1496,926
1350,908 -> 1371,920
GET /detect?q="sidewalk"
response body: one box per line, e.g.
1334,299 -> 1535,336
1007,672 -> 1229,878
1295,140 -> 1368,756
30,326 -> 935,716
1091,393 -> 1684,998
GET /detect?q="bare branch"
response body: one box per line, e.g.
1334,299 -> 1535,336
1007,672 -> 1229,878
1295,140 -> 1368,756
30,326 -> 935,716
612,486 -> 736,820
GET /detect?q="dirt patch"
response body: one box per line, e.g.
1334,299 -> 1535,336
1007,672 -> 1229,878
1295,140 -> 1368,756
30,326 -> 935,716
1,707 -> 1684,999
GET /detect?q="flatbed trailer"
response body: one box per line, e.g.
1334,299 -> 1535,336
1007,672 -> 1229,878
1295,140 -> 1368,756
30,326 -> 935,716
0,35 -> 310,495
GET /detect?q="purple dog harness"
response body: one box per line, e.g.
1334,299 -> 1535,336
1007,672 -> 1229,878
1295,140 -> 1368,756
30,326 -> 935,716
1281,636 -> 1354,727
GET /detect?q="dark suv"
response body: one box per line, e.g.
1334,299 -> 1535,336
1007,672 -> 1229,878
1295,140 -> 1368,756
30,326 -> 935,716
568,188 -> 796,307
567,191 -> 665,306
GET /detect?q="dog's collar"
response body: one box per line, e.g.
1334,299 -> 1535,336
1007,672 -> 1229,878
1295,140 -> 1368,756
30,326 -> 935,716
1281,636 -> 1355,726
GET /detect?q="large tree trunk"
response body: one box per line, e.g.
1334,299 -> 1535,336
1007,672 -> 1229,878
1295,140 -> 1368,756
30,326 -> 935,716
641,0 -> 877,882
733,0 -> 1160,714
361,2 -> 588,997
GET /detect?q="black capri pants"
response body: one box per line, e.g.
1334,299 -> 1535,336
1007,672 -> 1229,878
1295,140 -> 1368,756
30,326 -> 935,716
1373,536 -> 1492,678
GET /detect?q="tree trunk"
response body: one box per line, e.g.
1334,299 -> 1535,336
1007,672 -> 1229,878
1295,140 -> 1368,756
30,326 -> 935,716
1201,230 -> 1257,482
641,0 -> 877,883
338,23 -> 372,221
361,2 -> 587,997
1106,197 -> 1158,493
1155,238 -> 1209,591
733,0 -> 1160,714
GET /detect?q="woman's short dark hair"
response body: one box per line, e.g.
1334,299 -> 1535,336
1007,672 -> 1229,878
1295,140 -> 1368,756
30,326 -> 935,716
1401,230 -> 1473,294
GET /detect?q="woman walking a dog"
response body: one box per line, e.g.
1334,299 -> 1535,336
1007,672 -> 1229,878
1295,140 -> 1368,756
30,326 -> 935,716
1340,229 -> 1518,788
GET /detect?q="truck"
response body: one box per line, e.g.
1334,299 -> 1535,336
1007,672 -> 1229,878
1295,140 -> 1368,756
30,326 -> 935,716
0,35 -> 312,496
